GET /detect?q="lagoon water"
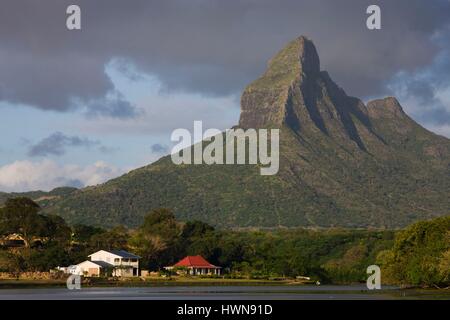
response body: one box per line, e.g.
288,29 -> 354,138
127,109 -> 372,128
0,285 -> 409,300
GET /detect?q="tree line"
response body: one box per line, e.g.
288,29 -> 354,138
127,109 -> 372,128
0,197 -> 448,286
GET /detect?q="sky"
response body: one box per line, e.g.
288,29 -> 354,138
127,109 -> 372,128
1,0 -> 450,192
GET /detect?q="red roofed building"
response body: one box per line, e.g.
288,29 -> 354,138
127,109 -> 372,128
165,255 -> 221,275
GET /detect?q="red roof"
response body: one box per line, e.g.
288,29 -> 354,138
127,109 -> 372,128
173,255 -> 220,268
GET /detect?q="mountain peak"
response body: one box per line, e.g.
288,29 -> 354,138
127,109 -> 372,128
265,36 -> 320,80
367,97 -> 406,119
38,38 -> 450,230
239,36 -> 322,129
296,36 -> 320,75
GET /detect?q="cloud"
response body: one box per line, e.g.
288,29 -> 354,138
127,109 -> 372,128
97,145 -> 118,154
77,68 -> 240,136
387,29 -> 450,131
0,159 -> 126,192
27,132 -> 110,157
1,0 -> 450,115
150,143 -> 168,153
81,90 -> 140,119
427,124 -> 450,138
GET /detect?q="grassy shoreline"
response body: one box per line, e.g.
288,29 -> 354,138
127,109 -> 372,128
0,277 -> 313,289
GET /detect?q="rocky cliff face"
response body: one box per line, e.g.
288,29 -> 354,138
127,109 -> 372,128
239,36 -> 321,129
240,37 -> 379,152
36,36 -> 450,229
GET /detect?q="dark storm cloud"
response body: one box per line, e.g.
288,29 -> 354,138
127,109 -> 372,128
28,132 -> 106,157
0,0 -> 450,122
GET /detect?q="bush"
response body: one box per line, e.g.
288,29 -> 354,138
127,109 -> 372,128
377,216 -> 450,287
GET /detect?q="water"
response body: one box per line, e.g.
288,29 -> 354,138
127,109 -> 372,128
0,285 -> 409,300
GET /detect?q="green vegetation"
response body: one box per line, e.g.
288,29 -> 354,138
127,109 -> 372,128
377,216 -> 450,287
0,187 -> 77,207
1,197 -> 448,287
0,197 -> 71,248
28,119 -> 449,230
2,39 -> 447,230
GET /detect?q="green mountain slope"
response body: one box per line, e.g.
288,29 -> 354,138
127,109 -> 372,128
0,187 -> 77,206
18,36 -> 450,229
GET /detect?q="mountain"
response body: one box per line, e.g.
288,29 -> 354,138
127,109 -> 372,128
14,36 -> 450,229
0,187 -> 78,207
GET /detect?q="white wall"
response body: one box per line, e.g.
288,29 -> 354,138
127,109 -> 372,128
89,250 -> 139,277
76,261 -> 100,276
89,250 -> 118,264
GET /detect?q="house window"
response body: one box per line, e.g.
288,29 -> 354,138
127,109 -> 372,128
131,259 -> 137,262
114,258 -> 120,263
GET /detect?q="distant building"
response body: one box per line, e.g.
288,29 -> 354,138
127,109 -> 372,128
75,260 -> 112,277
0,234 -> 26,247
165,255 -> 221,275
75,249 -> 140,277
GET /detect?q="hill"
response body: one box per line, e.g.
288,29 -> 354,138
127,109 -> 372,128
0,187 -> 77,207
8,36 -> 450,229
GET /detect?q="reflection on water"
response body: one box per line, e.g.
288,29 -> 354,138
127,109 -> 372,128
0,285 -> 442,300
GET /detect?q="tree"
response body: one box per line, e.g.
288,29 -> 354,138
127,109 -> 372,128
27,243 -> 71,271
438,249 -> 450,284
42,214 -> 72,244
140,208 -> 180,240
0,250 -> 25,274
130,208 -> 182,270
72,224 -> 105,243
89,226 -> 129,251
377,216 -> 450,286
0,197 -> 46,247
181,220 -> 214,239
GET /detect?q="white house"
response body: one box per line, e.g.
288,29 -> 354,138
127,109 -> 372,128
75,260 -> 113,277
75,250 -> 140,277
